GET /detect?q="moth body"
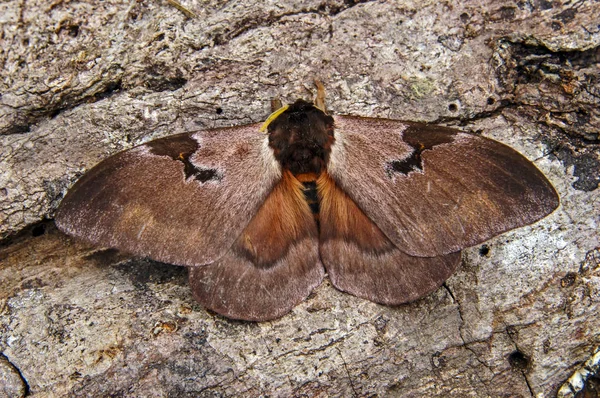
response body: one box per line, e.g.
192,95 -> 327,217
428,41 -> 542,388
56,89 -> 559,321
267,99 -> 335,177
266,99 -> 339,227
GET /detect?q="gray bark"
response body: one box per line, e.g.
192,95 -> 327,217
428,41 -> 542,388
1,0 -> 599,396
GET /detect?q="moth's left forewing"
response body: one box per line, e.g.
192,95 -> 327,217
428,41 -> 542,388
328,116 -> 559,257
56,125 -> 282,266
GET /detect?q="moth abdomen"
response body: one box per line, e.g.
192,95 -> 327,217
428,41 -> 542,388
302,180 -> 320,215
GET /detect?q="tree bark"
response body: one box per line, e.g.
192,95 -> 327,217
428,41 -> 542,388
1,0 -> 599,396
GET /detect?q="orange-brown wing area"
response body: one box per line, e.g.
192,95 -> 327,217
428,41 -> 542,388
189,171 -> 325,321
318,173 -> 461,305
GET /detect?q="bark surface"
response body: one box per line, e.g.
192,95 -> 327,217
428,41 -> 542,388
1,1 -> 599,396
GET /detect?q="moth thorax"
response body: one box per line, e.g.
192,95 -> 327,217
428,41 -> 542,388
267,99 -> 335,176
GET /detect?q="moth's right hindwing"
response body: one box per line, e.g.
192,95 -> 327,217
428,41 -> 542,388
318,173 -> 461,305
56,125 -> 281,266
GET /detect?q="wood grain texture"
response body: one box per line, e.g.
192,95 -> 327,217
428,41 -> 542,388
2,0 -> 598,395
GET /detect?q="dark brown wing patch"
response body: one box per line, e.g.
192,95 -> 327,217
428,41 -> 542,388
388,124 -> 456,175
147,134 -> 222,182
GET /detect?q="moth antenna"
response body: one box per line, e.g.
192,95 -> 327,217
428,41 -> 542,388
314,80 -> 327,113
271,98 -> 283,113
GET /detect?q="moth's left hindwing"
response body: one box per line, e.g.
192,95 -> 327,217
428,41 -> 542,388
189,171 -> 324,321
56,125 -> 281,266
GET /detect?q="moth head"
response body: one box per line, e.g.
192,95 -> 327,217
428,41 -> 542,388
265,99 -> 335,176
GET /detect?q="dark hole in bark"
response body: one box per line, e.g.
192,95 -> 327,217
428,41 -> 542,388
31,224 -> 46,237
479,245 -> 490,256
560,272 -> 577,288
508,351 -> 530,369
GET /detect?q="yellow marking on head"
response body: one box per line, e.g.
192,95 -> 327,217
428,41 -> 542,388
259,104 -> 289,133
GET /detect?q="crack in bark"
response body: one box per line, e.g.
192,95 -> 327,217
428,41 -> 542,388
336,347 -> 358,397
442,282 -> 456,303
443,282 -> 494,375
211,9 -> 323,47
0,352 -> 30,396
209,1 -> 378,47
505,327 -> 535,397
1,78 -> 125,136
431,99 -> 526,127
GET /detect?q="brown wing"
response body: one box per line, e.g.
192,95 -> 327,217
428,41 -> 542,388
189,171 -> 324,321
327,116 -> 559,257
318,173 -> 461,305
56,125 -> 282,266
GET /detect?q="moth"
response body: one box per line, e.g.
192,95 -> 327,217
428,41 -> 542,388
56,86 -> 559,321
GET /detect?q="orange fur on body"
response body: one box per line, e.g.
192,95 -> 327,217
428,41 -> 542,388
234,169 -> 396,267
234,170 -> 317,267
294,173 -> 319,183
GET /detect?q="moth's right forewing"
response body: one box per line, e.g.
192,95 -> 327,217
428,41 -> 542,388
56,125 -> 282,266
328,116 -> 559,257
